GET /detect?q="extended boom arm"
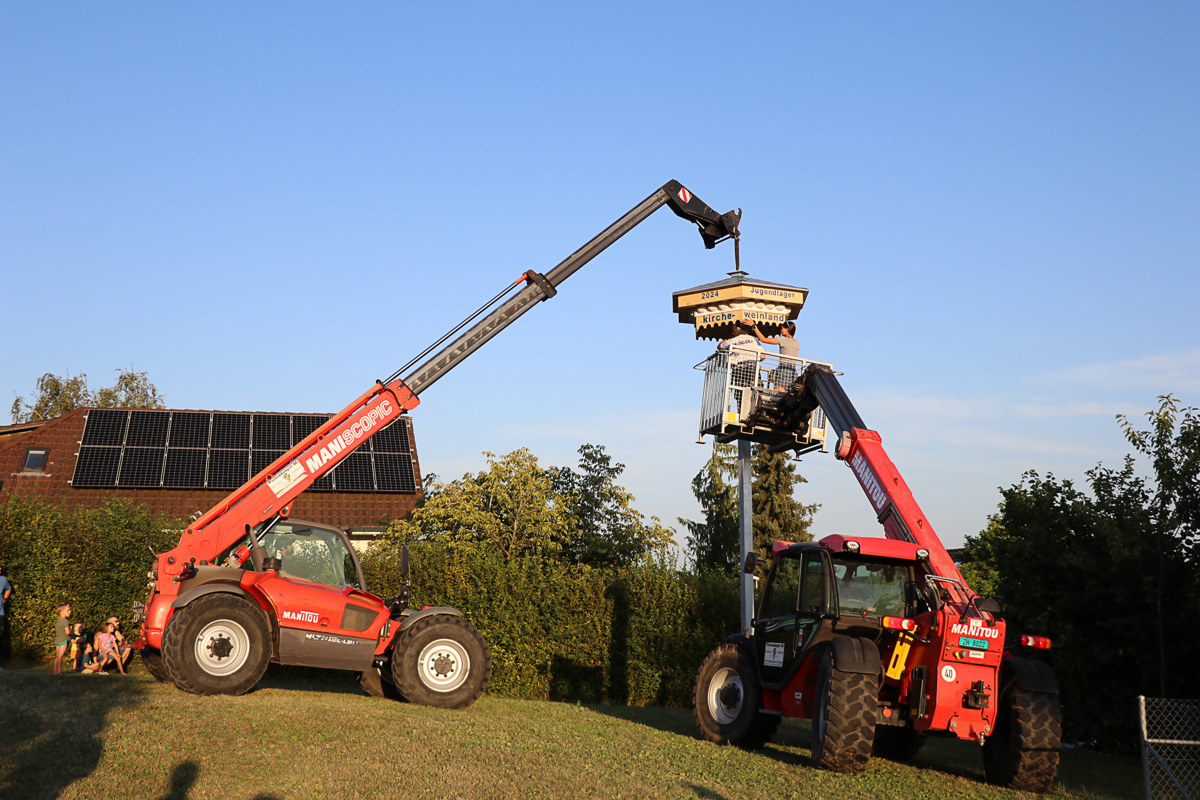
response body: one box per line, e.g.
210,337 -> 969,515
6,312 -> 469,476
155,181 -> 739,582
801,365 -> 967,587
401,180 -> 740,396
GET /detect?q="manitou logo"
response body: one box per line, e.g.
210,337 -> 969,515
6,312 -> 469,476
950,621 -> 1001,639
282,610 -> 320,624
850,451 -> 888,512
303,399 -> 394,474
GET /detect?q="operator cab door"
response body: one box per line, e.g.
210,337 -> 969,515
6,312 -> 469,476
754,549 -> 832,687
254,521 -> 384,670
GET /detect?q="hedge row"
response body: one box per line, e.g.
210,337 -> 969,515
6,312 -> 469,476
0,497 -> 739,707
362,544 -> 738,707
0,496 -> 180,657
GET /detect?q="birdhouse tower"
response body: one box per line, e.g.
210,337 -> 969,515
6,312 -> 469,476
672,270 -> 808,341
674,270 -> 829,454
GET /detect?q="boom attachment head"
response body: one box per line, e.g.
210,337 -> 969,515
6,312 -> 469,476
662,179 -> 741,249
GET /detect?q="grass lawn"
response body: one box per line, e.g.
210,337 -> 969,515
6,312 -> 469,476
1,660 -> 1142,799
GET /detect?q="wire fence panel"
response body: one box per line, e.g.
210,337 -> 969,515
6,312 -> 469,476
1140,696 -> 1200,800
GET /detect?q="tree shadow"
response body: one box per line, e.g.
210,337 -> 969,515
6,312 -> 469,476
156,761 -> 200,800
0,669 -> 147,799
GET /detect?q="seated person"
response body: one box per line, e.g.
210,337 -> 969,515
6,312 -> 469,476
105,616 -> 134,667
95,623 -> 127,674
68,622 -> 87,672
78,640 -> 106,674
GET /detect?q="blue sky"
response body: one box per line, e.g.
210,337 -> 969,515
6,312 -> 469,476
3,3 -> 1197,549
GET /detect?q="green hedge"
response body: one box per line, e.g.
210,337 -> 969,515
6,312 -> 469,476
0,496 -> 181,658
0,496 -> 740,708
362,544 -> 738,707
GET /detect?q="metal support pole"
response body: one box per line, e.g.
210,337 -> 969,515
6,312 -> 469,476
738,438 -> 754,636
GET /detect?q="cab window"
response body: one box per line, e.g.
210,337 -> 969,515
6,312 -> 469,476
832,560 -> 907,618
255,523 -> 362,589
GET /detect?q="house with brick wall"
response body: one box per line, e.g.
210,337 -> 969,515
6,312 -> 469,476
0,407 -> 423,547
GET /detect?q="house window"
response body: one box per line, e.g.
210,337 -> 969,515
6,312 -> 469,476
22,448 -> 49,472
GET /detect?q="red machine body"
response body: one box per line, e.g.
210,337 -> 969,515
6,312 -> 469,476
695,365 -> 1061,791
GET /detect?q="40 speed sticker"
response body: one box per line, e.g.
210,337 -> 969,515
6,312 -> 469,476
941,664 -> 957,682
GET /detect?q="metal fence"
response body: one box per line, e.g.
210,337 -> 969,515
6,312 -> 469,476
1140,696 -> 1200,800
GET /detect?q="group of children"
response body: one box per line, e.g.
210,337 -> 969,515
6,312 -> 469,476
52,604 -> 133,675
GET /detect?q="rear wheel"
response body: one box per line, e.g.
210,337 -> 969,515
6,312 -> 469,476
694,644 -> 777,748
161,594 -> 271,696
812,649 -> 879,773
984,685 -> 1062,792
390,615 -> 490,709
140,646 -> 170,683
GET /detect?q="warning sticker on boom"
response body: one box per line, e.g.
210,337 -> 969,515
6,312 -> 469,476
268,459 -> 307,498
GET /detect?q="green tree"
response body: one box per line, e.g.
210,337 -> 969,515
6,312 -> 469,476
11,367 -> 164,423
551,444 -> 673,567
681,443 -> 816,573
383,448 -> 566,558
679,443 -> 739,573
961,396 -> 1200,751
751,446 -> 817,560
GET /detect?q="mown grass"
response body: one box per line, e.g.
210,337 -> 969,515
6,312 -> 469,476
1,661 -> 1141,800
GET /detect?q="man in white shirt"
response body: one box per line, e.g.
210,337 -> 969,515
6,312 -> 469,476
718,322 -> 763,419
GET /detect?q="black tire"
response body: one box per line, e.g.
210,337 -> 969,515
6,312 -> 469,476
390,615 -> 490,709
161,594 -> 272,696
812,648 -> 879,773
359,665 -> 403,700
873,725 -> 925,762
140,646 -> 171,683
694,644 -> 777,748
983,685 -> 1062,793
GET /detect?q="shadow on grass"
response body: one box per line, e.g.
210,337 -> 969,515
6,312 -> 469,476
254,663 -> 371,697
154,760 -> 282,800
0,665 -> 148,799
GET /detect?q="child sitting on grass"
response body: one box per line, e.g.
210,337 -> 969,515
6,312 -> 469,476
95,622 -> 126,675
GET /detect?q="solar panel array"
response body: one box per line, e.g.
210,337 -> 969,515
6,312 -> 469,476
71,409 -> 417,493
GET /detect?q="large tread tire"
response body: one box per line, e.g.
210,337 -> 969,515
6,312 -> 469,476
984,685 -> 1062,793
161,593 -> 272,697
390,615 -> 490,709
873,725 -> 925,762
812,648 -> 879,774
694,644 -> 777,748
140,646 -> 171,683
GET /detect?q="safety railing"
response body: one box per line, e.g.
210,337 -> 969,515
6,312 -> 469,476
696,348 -> 831,450
1140,695 -> 1199,800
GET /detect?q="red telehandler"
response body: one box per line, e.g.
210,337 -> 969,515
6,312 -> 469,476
694,364 -> 1062,792
132,180 -> 741,708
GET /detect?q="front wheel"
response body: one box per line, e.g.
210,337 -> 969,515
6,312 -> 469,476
983,685 -> 1062,792
390,615 -> 490,709
812,648 -> 879,774
694,644 -> 776,748
161,594 -> 271,696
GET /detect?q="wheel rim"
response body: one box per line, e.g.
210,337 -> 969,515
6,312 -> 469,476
193,619 -> 251,677
706,666 -> 743,725
417,637 -> 471,693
